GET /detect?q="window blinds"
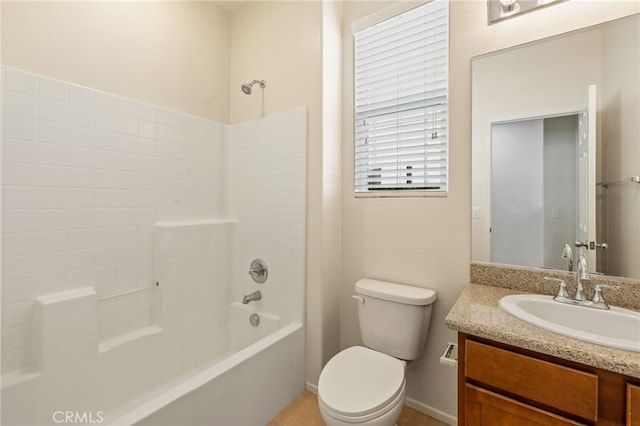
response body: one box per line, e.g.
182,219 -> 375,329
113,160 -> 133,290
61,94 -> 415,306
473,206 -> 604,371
354,0 -> 449,195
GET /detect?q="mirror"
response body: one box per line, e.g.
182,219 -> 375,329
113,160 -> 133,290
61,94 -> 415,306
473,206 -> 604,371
472,14 -> 640,280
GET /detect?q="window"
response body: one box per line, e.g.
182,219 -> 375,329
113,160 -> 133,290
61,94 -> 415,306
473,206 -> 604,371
353,1 -> 449,197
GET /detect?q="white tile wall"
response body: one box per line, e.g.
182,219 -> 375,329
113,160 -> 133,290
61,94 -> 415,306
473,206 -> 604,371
228,108 -> 307,325
153,221 -> 231,338
1,67 -> 307,377
1,67 -> 226,373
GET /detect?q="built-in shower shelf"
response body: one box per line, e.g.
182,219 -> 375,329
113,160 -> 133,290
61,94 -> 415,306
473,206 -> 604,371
0,370 -> 41,388
99,326 -> 163,353
97,284 -> 159,301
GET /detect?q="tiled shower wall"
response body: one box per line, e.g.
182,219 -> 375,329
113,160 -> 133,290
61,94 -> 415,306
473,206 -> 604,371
228,110 -> 306,325
1,67 -> 226,373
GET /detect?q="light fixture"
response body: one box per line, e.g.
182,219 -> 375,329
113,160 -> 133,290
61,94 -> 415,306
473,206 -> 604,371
499,0 -> 520,18
490,0 -> 564,24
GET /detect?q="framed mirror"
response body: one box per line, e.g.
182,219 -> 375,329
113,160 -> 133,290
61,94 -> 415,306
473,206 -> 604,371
472,14 -> 640,280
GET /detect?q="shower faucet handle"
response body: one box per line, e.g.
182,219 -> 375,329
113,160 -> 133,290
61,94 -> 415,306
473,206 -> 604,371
248,259 -> 268,283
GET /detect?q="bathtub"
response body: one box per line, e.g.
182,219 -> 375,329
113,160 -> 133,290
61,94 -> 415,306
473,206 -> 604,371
1,306 -> 304,426
110,321 -> 304,426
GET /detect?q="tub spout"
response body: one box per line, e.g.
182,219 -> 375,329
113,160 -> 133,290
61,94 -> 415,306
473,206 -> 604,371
242,290 -> 262,304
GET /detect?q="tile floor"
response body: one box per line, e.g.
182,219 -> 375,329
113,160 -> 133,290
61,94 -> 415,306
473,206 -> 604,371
269,391 -> 448,426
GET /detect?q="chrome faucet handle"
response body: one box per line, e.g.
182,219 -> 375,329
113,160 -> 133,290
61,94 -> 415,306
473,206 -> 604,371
544,277 -> 569,300
248,259 -> 268,283
591,284 -> 618,309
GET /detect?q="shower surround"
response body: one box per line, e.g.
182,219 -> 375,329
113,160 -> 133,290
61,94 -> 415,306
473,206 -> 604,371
0,67 -> 306,425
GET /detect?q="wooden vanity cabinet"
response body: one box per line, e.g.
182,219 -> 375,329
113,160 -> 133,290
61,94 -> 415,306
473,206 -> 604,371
465,384 -> 585,425
458,333 -> 639,426
629,384 -> 640,425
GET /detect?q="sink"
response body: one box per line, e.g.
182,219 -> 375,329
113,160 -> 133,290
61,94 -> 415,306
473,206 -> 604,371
499,294 -> 640,352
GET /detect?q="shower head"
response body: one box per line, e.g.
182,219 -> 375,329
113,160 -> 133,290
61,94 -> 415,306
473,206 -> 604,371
241,79 -> 266,95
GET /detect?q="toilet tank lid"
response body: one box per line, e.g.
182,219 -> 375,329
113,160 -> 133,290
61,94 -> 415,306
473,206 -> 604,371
355,279 -> 437,305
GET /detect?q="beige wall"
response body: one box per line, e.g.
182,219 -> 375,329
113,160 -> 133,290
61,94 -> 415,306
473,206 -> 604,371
1,1 -> 230,123
341,0 -> 639,420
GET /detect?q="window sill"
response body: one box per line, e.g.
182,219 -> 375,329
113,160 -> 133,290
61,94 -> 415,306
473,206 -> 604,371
354,190 -> 447,199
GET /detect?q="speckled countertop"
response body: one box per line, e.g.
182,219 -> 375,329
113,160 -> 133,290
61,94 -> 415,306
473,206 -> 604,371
445,263 -> 640,379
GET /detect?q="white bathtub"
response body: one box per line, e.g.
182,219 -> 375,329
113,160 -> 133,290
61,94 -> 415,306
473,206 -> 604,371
1,310 -> 304,426
110,321 -> 304,426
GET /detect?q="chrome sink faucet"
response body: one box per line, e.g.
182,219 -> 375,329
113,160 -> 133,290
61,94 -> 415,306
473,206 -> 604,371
544,255 -> 617,310
574,254 -> 589,301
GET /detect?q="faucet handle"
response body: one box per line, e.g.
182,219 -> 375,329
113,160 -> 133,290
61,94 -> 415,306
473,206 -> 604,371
248,259 -> 268,283
591,284 -> 618,308
544,277 -> 569,299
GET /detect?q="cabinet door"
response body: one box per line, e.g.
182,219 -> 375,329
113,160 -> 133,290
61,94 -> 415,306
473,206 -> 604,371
465,340 -> 597,421
629,384 -> 640,426
465,384 -> 586,426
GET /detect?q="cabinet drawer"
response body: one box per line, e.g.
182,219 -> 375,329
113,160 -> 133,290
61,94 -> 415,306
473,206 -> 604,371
629,384 -> 640,425
465,340 -> 598,421
466,384 -> 586,426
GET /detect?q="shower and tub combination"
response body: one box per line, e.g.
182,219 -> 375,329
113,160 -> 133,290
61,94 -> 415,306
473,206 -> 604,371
0,67 -> 307,425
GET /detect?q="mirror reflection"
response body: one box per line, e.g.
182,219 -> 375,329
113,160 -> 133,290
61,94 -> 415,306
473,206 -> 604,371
472,14 -> 640,280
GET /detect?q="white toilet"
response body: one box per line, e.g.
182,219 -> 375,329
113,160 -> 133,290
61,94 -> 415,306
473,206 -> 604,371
318,278 -> 437,426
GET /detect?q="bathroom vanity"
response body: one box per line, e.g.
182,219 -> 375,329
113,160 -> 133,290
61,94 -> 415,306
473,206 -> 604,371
458,334 -> 637,425
446,263 -> 640,425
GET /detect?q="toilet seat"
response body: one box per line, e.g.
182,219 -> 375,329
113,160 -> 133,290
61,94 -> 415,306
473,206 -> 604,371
318,346 -> 406,421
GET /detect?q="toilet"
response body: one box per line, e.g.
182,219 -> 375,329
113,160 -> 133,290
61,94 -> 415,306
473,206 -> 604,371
318,278 -> 437,426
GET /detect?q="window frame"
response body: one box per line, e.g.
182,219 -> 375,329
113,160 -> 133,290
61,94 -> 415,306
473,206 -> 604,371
352,0 -> 449,199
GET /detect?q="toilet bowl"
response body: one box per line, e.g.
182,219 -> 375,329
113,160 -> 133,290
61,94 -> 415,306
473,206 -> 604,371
317,279 -> 437,426
318,346 -> 406,426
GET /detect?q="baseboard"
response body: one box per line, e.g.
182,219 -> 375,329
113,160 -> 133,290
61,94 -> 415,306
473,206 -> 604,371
305,382 -> 318,394
404,397 -> 458,426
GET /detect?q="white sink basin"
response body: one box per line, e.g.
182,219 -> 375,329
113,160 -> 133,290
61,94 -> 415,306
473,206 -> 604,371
499,294 -> 640,352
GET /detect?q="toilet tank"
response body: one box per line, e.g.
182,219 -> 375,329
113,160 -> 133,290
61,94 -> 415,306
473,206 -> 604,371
355,279 -> 437,360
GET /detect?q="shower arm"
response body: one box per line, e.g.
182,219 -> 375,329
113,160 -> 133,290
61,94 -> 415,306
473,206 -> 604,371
241,79 -> 267,95
249,80 -> 266,89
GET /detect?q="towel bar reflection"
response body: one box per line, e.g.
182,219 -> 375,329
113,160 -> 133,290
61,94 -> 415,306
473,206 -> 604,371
596,175 -> 640,188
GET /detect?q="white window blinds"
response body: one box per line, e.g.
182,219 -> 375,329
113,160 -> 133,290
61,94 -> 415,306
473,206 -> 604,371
354,0 -> 449,196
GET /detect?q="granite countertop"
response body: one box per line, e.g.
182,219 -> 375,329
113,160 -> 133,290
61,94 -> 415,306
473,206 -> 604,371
445,282 -> 640,379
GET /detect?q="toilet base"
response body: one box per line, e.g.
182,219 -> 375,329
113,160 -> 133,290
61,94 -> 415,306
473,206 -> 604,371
318,388 -> 405,426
